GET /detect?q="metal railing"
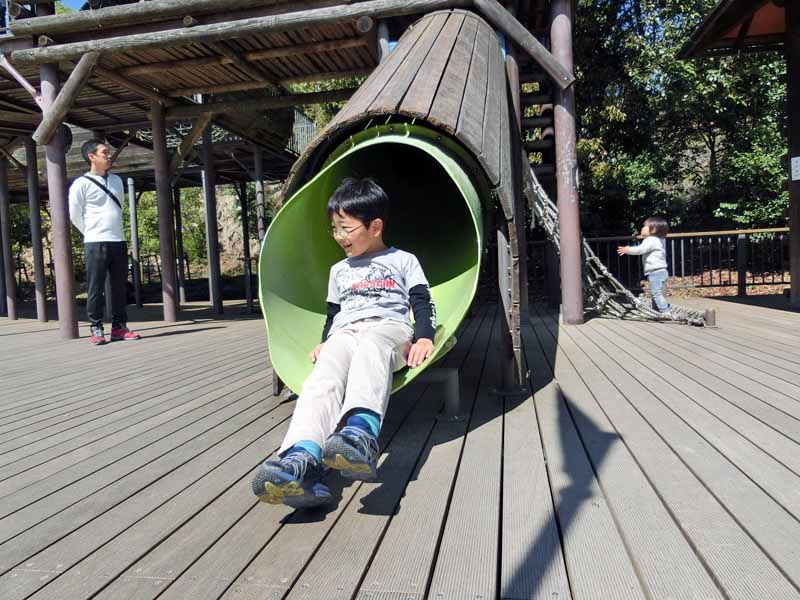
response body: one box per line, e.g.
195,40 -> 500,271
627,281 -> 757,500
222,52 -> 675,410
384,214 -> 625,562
529,227 -> 791,297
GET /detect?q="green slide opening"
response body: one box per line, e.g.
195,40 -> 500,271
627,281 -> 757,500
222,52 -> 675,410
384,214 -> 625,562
259,123 -> 485,394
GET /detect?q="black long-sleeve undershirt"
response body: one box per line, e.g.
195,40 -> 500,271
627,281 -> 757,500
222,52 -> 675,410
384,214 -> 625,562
320,284 -> 436,342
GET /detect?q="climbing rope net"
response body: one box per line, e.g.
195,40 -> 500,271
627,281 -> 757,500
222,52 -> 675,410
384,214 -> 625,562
522,161 -> 708,326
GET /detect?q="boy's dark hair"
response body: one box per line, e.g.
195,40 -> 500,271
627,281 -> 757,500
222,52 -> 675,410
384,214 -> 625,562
81,139 -> 106,165
327,177 -> 388,225
645,216 -> 669,238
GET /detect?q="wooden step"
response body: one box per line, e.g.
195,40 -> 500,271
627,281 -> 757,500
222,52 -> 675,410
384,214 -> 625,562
524,139 -> 554,152
522,116 -> 553,129
521,93 -> 551,107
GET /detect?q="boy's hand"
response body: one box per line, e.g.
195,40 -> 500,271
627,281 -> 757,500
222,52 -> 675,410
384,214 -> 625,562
407,338 -> 434,368
617,246 -> 627,256
309,343 -> 325,363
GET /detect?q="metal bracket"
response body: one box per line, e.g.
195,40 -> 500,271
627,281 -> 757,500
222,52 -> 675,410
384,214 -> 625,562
415,367 -> 464,422
0,55 -> 43,108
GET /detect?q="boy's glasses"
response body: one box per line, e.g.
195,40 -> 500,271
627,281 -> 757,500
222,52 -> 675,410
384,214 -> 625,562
330,224 -> 364,239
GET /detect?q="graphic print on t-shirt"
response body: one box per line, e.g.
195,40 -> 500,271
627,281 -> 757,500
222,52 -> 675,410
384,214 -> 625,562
336,263 -> 399,311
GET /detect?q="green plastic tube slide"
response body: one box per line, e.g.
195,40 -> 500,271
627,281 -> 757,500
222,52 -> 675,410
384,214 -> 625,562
259,123 -> 485,394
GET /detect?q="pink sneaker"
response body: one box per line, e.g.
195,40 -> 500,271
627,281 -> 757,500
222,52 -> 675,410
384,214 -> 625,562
110,325 -> 141,341
89,326 -> 106,346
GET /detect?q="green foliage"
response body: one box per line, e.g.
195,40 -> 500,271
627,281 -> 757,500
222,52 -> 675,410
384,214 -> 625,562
575,0 -> 788,235
288,76 -> 366,129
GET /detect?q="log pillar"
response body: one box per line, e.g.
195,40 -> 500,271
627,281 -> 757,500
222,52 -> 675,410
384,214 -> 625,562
127,177 -> 142,308
788,0 -> 800,307
239,181 -> 253,311
25,138 -> 47,321
202,125 -> 223,314
173,184 -> 187,304
151,100 -> 178,322
551,0 -> 583,324
0,208 -> 6,316
41,58 -> 78,336
0,158 -> 16,320
253,145 -> 267,243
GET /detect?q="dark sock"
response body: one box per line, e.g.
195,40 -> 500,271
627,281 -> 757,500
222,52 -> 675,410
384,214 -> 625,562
346,410 -> 380,437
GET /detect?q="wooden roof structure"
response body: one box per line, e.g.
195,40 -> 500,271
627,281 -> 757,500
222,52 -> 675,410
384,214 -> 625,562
679,0 -> 787,58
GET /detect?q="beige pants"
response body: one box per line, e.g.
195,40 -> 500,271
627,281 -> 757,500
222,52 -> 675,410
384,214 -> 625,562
279,318 -> 414,453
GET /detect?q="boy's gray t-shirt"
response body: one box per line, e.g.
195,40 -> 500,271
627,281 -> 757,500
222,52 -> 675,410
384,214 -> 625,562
326,247 -> 429,337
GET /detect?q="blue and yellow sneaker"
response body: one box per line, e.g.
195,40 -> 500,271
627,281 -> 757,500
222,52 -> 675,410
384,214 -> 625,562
251,449 -> 331,509
322,426 -> 379,481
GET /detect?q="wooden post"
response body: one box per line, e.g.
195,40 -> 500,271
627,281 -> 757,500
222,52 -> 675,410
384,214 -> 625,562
737,233 -> 748,297
32,51 -> 99,145
787,0 -> 800,308
506,52 -> 529,316
239,181 -> 253,312
173,184 -> 187,304
202,125 -> 223,315
127,177 -> 142,308
40,53 -> 79,338
253,145 -> 267,243
151,100 -> 178,322
0,158 -> 17,320
25,139 -> 47,322
551,0 -> 583,324
0,210 -> 6,316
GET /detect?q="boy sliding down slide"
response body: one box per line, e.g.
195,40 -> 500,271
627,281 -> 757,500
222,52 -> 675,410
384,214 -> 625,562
251,178 -> 437,509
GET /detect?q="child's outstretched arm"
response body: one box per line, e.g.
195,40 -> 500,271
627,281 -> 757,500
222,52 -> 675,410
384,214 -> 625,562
618,237 -> 657,256
408,284 -> 436,368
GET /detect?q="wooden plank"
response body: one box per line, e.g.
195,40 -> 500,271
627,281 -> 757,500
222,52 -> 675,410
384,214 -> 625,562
499,321 -> 570,600
477,32 -> 503,186
600,322 -> 800,467
519,314 -> 646,600
589,319 -> 800,517
334,14 -> 435,125
353,307 -> 499,600
399,12 -> 466,119
367,12 -> 450,115
427,13 -> 479,132
0,332 -> 265,431
454,23 -> 492,179
589,320 -> 800,442
640,320 -> 800,400
0,371 -> 272,527
556,313 -> 800,589
0,402 -> 294,598
156,384 -> 428,600
665,323 -> 800,379
532,306 -> 800,598
525,312 -> 724,599
0,351 -> 269,476
221,308 -> 489,600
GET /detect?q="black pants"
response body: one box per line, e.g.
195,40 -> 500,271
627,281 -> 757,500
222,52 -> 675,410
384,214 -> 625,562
85,241 -> 128,328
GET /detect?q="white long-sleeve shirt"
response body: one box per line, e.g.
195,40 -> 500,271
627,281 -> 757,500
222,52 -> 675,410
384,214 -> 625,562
68,172 -> 126,242
625,235 -> 668,274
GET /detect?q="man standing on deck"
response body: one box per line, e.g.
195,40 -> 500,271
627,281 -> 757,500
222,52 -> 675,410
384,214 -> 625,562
68,139 -> 141,345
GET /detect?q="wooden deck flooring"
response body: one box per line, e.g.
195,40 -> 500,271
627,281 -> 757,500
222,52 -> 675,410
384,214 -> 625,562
1,297 -> 799,599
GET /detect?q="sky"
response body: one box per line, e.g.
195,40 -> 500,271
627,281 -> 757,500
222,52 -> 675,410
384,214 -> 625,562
61,0 -> 85,9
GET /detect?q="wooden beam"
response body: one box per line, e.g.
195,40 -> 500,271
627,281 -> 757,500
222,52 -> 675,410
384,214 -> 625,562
0,144 -> 27,174
33,51 -> 99,145
10,0 -> 341,36
119,37 -> 368,77
94,65 -> 174,106
207,41 -> 276,84
11,0 -> 573,89
25,138 -> 47,322
167,69 -> 369,97
168,112 -> 213,176
10,1 -> 473,65
110,128 -> 137,163
164,88 -> 356,118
